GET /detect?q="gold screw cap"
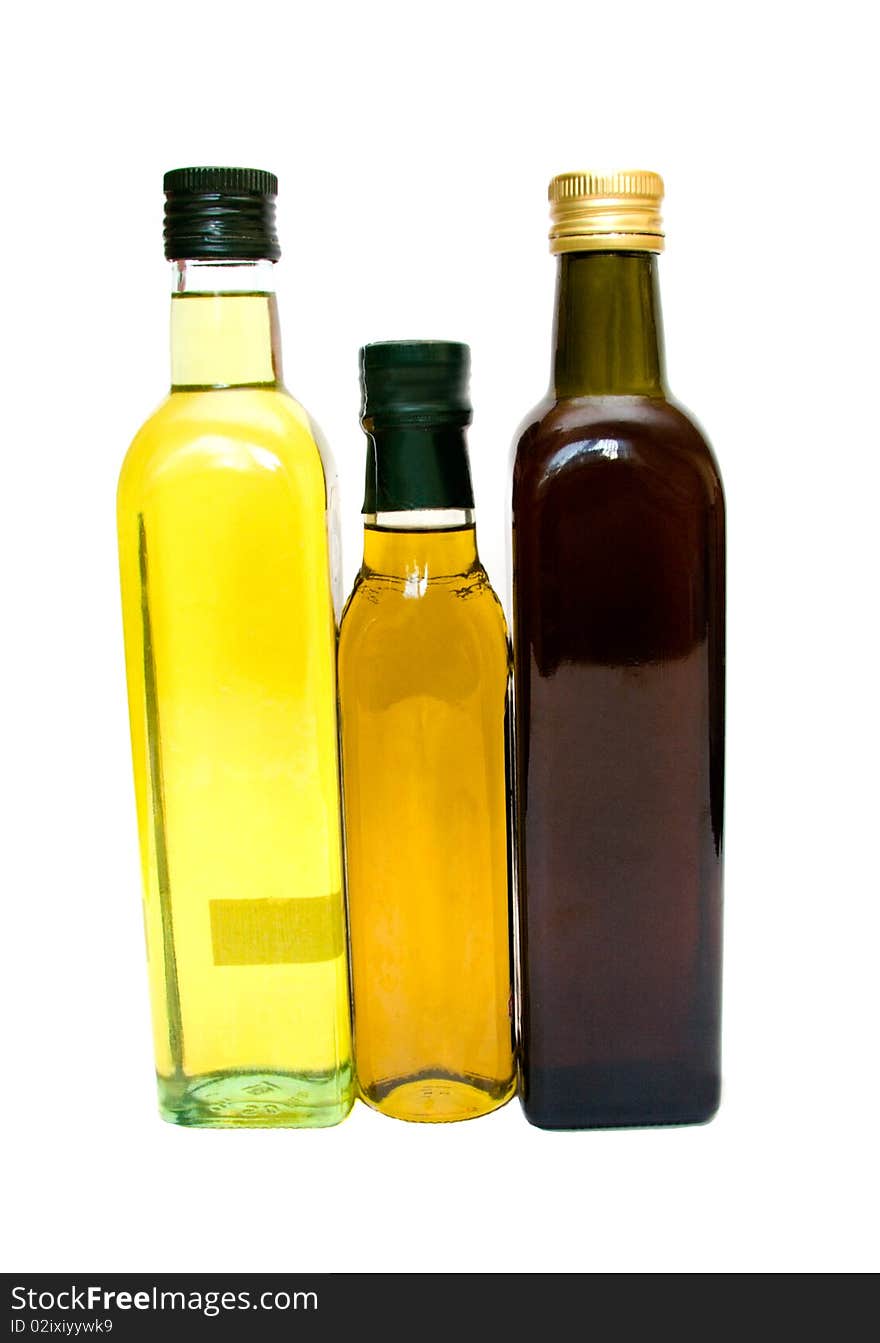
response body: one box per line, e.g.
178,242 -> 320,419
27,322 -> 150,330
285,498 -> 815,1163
548,171 -> 664,254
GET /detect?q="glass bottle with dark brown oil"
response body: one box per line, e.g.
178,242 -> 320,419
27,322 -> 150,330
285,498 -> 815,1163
511,172 -> 725,1128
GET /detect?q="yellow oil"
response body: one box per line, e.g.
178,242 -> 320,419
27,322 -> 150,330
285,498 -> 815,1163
338,524 -> 515,1121
117,288 -> 352,1126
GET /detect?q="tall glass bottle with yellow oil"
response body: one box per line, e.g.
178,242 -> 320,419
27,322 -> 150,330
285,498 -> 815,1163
117,168 -> 352,1127
339,341 -> 515,1122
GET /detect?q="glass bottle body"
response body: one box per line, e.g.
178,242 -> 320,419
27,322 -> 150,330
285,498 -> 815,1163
117,260 -> 353,1127
339,517 -> 515,1121
512,252 -> 725,1128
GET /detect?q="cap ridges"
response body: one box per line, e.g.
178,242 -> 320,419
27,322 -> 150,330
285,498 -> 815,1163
549,171 -> 664,203
164,167 -> 277,196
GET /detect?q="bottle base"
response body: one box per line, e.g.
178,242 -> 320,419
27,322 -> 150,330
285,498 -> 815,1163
521,1061 -> 720,1130
157,1066 -> 354,1129
360,1069 -> 515,1123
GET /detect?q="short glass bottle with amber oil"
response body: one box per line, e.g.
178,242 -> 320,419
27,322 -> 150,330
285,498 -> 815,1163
339,342 -> 515,1122
117,168 -> 353,1127
512,173 -> 725,1129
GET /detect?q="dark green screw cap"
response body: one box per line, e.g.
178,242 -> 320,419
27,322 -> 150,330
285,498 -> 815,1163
163,166 -> 280,262
359,341 -> 475,513
360,341 -> 472,430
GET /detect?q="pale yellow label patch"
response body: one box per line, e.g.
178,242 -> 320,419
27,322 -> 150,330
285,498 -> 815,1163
209,895 -> 345,966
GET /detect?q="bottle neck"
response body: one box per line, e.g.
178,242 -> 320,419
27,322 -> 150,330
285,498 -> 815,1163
170,259 -> 282,390
551,250 -> 667,398
361,421 -> 478,578
363,515 -> 478,580
362,424 -> 475,515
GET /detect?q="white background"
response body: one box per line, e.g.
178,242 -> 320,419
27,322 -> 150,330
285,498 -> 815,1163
2,0 -> 877,1275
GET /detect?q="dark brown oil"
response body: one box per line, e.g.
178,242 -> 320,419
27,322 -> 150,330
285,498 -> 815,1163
511,251 -> 725,1128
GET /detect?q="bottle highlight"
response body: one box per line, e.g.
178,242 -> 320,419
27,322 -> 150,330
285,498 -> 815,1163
117,168 -> 353,1127
339,342 -> 516,1122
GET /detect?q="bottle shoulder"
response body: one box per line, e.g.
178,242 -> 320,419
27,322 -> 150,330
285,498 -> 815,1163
118,386 -> 327,506
513,393 -> 723,504
340,564 -> 508,653
339,568 -> 510,706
